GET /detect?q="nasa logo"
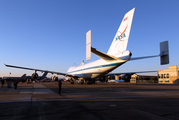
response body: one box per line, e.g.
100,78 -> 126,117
116,33 -> 126,41
123,17 -> 128,22
115,24 -> 128,41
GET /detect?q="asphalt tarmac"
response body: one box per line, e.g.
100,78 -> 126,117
0,82 -> 179,120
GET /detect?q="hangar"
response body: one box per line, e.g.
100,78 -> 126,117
158,65 -> 179,84
130,74 -> 158,83
113,65 -> 179,84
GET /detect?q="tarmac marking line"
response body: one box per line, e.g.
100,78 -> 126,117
52,94 -> 179,101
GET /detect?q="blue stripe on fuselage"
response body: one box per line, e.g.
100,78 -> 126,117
68,62 -> 123,74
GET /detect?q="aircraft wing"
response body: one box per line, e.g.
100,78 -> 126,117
91,47 -> 126,62
129,41 -> 169,65
4,64 -> 79,78
129,55 -> 160,61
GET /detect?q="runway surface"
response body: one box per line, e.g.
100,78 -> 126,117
0,82 -> 179,120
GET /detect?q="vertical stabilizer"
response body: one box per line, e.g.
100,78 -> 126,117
86,30 -> 91,61
42,72 -> 48,78
107,8 -> 135,55
21,74 -> 26,79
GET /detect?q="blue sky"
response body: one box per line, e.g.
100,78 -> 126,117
0,0 -> 179,77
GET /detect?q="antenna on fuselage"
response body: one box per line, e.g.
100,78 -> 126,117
86,30 -> 91,61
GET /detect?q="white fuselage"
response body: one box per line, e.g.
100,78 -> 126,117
67,51 -> 131,80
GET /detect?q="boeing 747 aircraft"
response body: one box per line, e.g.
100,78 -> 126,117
5,8 -> 169,84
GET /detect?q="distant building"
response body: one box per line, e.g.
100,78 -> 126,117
110,65 -> 179,84
130,65 -> 179,84
130,74 -> 138,83
113,74 -> 157,83
130,74 -> 157,83
158,65 -> 179,84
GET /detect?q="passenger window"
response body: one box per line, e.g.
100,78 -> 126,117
161,74 -> 163,78
167,74 -> 169,78
158,74 -> 160,78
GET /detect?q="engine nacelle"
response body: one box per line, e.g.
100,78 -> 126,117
52,76 -> 58,81
31,73 -> 38,80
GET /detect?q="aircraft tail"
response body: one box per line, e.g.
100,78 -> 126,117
20,74 -> 26,79
107,8 -> 135,55
42,72 -> 48,78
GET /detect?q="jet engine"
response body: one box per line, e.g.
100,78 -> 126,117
52,76 -> 58,81
31,73 -> 38,80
